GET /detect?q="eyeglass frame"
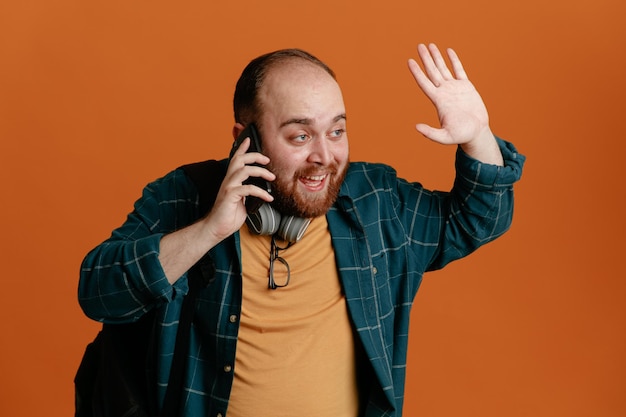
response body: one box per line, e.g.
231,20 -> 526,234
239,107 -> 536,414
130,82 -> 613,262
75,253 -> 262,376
268,236 -> 292,289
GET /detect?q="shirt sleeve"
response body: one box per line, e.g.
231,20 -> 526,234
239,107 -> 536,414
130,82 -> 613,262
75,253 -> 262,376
426,137 -> 525,270
78,168 -> 199,323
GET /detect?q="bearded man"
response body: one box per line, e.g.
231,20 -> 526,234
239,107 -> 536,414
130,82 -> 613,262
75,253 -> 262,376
78,44 -> 525,417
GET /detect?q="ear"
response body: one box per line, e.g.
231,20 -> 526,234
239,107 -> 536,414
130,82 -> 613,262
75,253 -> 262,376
232,123 -> 245,140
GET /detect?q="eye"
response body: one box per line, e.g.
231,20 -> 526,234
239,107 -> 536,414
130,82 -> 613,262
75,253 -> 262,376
292,134 -> 309,143
329,129 -> 345,139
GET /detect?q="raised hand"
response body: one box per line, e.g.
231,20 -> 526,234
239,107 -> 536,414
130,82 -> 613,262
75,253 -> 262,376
408,43 -> 503,165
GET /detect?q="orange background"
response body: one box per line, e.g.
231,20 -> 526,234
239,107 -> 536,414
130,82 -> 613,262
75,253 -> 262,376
1,1 -> 625,416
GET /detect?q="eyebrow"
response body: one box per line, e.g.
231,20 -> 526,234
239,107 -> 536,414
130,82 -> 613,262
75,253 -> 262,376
279,113 -> 346,128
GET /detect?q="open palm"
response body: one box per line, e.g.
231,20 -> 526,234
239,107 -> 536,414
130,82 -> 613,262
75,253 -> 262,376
408,43 -> 490,146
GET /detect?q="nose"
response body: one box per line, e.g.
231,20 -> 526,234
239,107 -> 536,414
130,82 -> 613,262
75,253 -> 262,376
308,137 -> 333,166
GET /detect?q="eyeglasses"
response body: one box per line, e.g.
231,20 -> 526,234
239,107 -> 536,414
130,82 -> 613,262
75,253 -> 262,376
268,236 -> 292,289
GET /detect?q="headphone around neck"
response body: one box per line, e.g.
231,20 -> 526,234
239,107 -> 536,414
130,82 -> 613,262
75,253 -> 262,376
246,204 -> 311,243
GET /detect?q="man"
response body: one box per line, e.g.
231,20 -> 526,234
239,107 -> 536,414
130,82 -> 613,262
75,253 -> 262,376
79,43 -> 525,416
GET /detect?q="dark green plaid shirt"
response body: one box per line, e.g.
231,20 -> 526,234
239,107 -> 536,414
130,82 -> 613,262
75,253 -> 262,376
79,138 -> 524,416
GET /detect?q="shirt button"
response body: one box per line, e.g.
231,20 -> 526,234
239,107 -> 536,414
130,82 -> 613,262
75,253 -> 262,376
372,266 -> 378,274
229,314 -> 238,323
223,364 -> 232,373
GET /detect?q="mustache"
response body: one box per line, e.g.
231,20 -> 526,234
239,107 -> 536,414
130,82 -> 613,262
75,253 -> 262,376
294,163 -> 339,178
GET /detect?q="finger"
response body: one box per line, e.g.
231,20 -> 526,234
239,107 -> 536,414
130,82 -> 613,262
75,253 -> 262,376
217,166 -> 275,208
446,48 -> 468,80
415,123 -> 451,144
416,43 -> 444,87
237,151 -> 271,168
232,137 -> 251,156
427,43 -> 454,80
242,183 -> 274,202
244,164 -> 276,182
407,58 -> 437,96
226,163 -> 275,193
229,141 -> 270,171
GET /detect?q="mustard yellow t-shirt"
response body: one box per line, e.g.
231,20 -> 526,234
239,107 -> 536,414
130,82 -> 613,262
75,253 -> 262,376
228,217 -> 359,417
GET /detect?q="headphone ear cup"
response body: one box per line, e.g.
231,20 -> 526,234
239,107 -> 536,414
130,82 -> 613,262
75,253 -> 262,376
277,216 -> 312,243
246,203 -> 281,236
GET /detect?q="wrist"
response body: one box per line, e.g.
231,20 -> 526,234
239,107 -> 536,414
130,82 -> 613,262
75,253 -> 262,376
460,127 -> 504,166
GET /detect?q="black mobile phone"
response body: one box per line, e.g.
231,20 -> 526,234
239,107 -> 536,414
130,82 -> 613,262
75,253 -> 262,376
229,123 -> 271,214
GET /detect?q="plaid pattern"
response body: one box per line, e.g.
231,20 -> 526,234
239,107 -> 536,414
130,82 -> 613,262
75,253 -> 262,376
79,138 -> 524,416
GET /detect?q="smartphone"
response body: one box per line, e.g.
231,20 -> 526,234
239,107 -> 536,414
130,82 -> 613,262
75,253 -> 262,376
229,123 -> 272,214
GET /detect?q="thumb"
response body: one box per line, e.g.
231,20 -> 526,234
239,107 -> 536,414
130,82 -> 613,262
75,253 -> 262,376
415,124 -> 450,144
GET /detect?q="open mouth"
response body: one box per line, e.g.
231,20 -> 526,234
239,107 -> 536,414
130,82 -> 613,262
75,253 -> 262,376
299,174 -> 328,191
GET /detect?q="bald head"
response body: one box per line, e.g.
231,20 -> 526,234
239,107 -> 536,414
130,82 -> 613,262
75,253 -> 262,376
233,49 -> 336,126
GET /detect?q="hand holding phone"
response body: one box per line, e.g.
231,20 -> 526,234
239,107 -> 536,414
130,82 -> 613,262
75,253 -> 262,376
229,123 -> 272,214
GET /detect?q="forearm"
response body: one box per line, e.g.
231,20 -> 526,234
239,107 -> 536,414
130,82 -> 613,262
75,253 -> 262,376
79,234 -> 173,322
158,216 -> 224,284
428,137 -> 524,270
79,218 -> 225,323
78,168 -> 205,322
78,226 -> 220,322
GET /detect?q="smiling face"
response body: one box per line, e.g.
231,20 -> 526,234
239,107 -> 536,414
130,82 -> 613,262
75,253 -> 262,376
253,59 -> 350,218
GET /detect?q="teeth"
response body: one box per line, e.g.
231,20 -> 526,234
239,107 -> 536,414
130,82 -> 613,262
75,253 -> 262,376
304,175 -> 326,181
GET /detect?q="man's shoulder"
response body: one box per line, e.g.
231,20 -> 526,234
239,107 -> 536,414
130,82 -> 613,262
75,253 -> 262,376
346,161 -> 395,174
338,162 -> 399,200
146,159 -> 228,189
176,158 -> 229,175
345,161 -> 397,183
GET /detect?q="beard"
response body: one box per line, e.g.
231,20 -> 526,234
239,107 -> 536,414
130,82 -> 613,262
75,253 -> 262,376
268,160 -> 348,218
